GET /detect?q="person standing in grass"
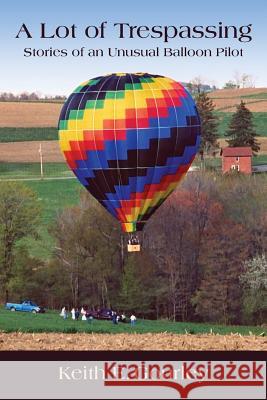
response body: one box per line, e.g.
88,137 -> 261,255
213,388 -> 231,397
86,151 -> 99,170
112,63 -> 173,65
112,311 -> 118,324
120,313 -> 127,323
81,306 -> 86,317
75,308 -> 80,320
60,306 -> 67,320
130,314 -> 137,326
71,307 -> 75,320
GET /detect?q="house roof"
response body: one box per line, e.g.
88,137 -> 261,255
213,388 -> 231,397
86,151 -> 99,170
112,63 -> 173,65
222,147 -> 253,157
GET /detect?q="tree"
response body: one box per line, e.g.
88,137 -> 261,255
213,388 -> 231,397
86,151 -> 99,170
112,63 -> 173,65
51,193 -> 122,308
194,221 -> 250,325
240,254 -> 267,324
223,81 -> 238,89
118,253 -> 157,316
225,101 -> 260,154
7,246 -> 43,302
196,92 -> 219,155
146,172 -> 221,321
241,73 -> 255,88
0,182 -> 41,302
218,174 -> 267,256
189,76 -> 204,94
233,71 -> 241,88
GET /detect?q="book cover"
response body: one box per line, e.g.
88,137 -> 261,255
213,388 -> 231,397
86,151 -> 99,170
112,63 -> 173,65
0,0 -> 266,398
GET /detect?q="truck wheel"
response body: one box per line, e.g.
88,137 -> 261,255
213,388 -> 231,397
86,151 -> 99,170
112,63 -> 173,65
10,307 -> 15,312
32,310 -> 37,314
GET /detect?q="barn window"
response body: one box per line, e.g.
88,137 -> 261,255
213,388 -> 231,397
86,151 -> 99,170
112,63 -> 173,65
236,157 -> 239,162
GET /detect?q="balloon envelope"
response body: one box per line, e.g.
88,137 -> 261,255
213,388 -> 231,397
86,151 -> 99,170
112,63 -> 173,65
58,73 -> 201,232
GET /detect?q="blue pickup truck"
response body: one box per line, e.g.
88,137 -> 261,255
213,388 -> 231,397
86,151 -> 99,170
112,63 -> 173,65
5,300 -> 45,313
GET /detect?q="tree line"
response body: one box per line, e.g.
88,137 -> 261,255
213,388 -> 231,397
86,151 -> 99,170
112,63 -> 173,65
0,172 -> 266,326
0,92 -> 66,102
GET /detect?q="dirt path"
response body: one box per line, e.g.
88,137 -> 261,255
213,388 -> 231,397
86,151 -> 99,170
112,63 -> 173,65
0,332 -> 266,351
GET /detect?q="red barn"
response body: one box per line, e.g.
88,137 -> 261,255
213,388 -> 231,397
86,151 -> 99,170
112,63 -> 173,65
222,147 -> 252,174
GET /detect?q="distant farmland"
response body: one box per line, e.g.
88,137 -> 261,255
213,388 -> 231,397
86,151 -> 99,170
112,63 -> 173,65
0,101 -> 62,127
209,88 -> 267,112
0,93 -> 267,164
0,88 -> 267,130
1,138 -> 267,165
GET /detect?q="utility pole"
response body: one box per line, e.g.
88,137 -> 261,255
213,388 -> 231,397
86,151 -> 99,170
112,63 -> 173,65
39,143 -> 44,179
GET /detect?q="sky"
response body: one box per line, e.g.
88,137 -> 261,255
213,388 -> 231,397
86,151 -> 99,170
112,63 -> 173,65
1,0 -> 267,95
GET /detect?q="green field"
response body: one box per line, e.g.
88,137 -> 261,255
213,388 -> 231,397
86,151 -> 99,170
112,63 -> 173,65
22,179 -> 81,259
215,112 -> 267,137
253,154 -> 267,165
0,157 -> 266,182
0,308 -> 265,335
0,127 -> 58,142
211,92 -> 267,100
241,92 -> 267,99
0,112 -> 266,142
0,162 -> 72,178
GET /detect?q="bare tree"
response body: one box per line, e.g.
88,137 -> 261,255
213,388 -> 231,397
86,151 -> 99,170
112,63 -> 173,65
146,172 -> 220,321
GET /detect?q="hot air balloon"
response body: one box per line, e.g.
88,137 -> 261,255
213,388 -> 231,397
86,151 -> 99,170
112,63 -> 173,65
58,73 -> 201,251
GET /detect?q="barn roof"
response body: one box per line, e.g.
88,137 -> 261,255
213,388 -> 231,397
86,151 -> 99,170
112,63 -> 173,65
222,147 -> 253,157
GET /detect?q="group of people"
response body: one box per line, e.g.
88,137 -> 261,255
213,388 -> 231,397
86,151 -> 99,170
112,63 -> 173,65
127,235 -> 139,245
60,306 -> 94,322
59,306 -> 137,326
110,311 -> 137,326
110,311 -> 136,325
72,307 -> 93,322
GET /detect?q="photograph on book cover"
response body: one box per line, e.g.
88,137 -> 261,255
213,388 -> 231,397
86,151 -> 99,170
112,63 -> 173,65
1,0 -> 267,398
0,0 -> 266,356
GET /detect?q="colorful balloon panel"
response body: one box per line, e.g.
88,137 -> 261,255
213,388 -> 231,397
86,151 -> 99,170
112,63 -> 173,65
58,73 -> 201,232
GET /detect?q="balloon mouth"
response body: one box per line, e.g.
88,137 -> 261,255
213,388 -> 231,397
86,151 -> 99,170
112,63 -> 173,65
121,222 -> 145,233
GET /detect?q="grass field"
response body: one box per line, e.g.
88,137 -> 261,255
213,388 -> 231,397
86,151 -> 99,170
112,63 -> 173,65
0,127 -> 58,142
216,112 -> 267,137
242,92 -> 267,99
0,308 -> 265,335
252,155 -> 267,165
1,156 -> 267,182
22,179 -> 81,259
0,162 -> 71,178
0,114 -> 266,144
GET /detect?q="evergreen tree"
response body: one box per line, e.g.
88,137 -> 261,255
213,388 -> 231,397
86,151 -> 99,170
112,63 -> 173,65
225,100 -> 260,154
196,92 -> 219,155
